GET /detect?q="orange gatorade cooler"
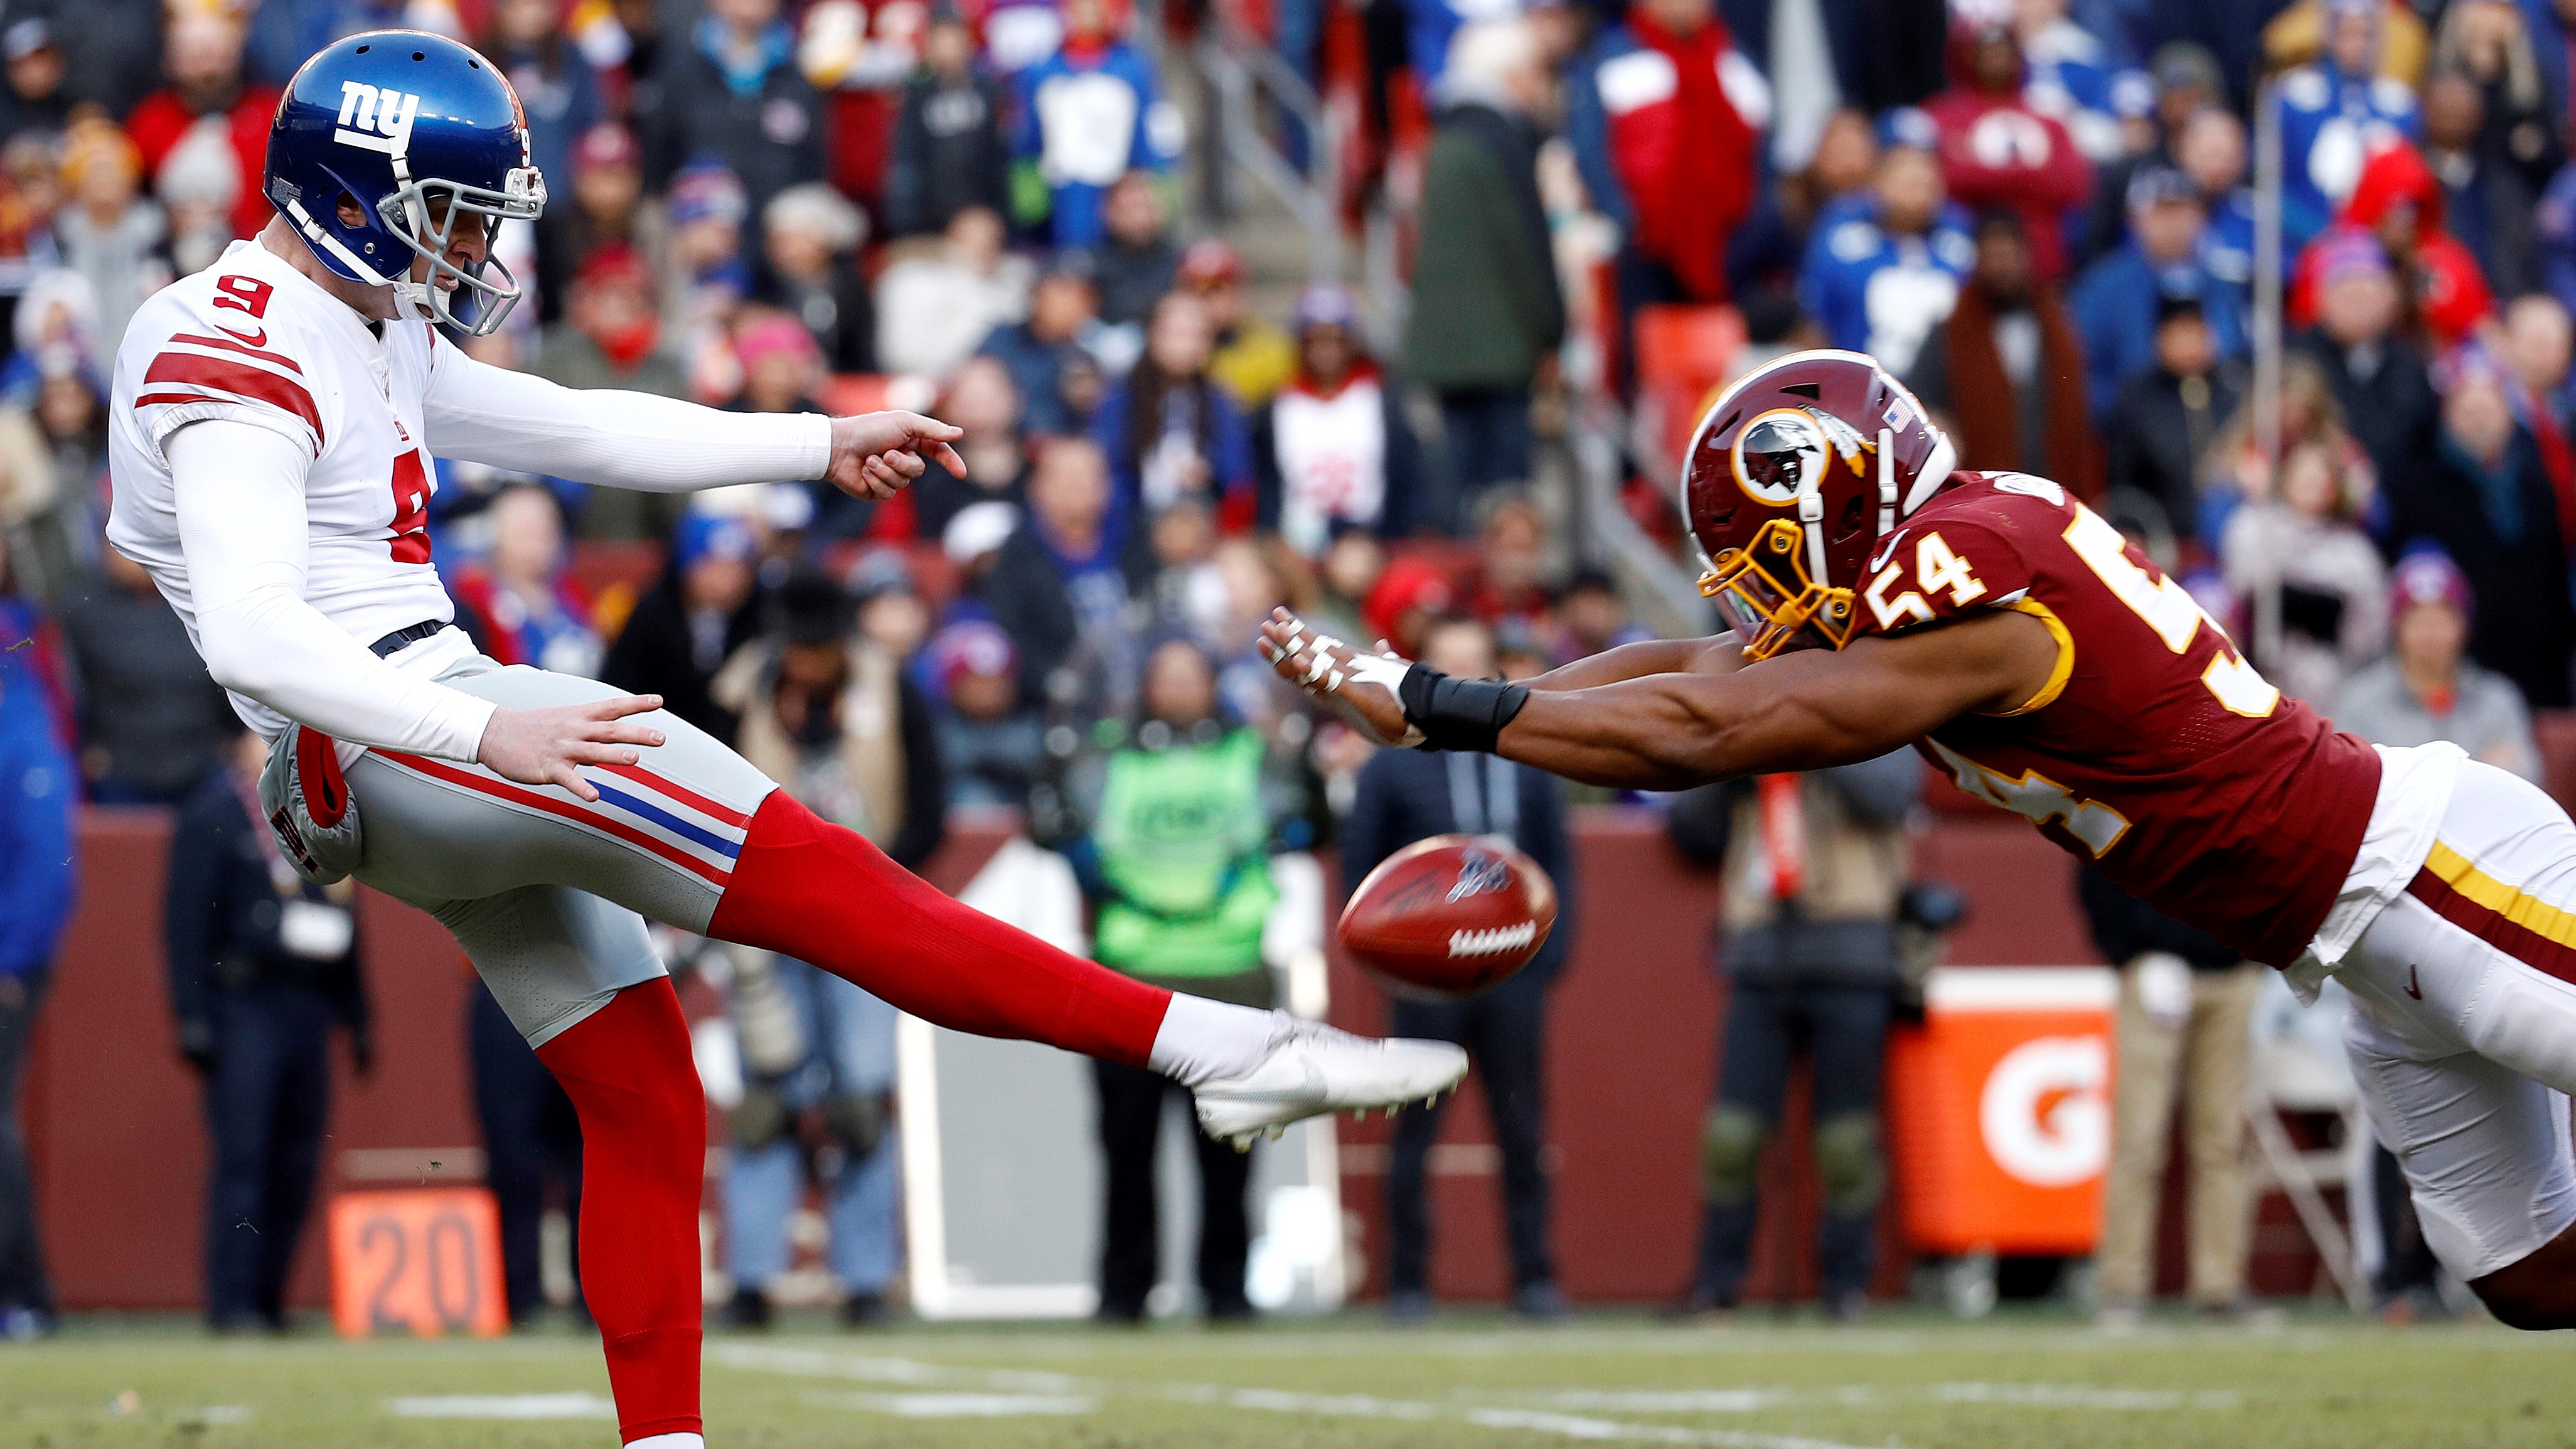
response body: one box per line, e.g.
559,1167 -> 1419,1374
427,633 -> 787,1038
1885,966 -> 2118,1256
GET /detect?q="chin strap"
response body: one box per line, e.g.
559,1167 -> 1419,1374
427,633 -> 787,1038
1874,425 -> 1896,539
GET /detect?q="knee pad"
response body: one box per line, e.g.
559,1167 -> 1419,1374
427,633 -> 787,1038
1699,1105 -> 1766,1206
732,1084 -> 792,1153
823,1089 -> 890,1160
1813,1111 -> 1885,1215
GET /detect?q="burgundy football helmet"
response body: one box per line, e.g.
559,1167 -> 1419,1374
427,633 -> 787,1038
1681,350 -> 1957,660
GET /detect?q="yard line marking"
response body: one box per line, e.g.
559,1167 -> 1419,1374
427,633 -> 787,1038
804,1391 -> 1098,1417
1523,1391 -> 1791,1413
708,1344 -> 1086,1393
1929,1382 -> 2241,1411
385,1393 -> 616,1420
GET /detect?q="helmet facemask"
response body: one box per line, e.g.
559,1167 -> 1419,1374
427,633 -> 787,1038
377,166 -> 545,336
1696,407 -> 1873,661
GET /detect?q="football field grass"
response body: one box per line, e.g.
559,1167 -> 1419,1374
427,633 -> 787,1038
1,1308 -> 2569,1448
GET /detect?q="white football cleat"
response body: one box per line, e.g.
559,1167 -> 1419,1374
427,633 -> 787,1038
1193,1017 -> 1469,1149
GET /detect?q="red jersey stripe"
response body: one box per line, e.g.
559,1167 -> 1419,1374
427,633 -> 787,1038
142,352 -> 325,447
2406,862 -> 2576,987
166,331 -> 307,375
592,761 -> 752,829
375,750 -> 731,887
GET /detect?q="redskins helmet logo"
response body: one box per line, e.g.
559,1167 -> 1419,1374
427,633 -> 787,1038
1732,409 -> 1829,505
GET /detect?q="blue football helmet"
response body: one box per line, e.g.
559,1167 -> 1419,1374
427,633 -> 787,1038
264,31 -> 546,335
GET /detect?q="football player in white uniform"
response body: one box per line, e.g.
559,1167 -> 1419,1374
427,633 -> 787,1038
108,33 -> 1465,1448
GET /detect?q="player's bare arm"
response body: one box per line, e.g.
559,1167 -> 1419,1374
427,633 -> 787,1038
1259,608 -> 2056,789
1518,633 -> 1748,690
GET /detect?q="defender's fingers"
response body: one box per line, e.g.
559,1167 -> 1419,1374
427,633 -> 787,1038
585,694 -> 663,720
548,761 -> 602,803
899,412 -> 965,442
581,719 -> 665,748
926,440 -> 966,476
564,740 -> 645,768
886,449 -> 929,479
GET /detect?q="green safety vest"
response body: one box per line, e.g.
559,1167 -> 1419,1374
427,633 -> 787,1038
1091,729 -> 1278,978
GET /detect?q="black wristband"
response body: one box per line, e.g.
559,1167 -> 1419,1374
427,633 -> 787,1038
1398,663 -> 1531,752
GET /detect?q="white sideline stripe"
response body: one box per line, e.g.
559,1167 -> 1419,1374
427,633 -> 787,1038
385,1393 -> 617,1420
805,1391 -> 1098,1417
712,1345 -> 1879,1449
1530,1384 -> 2240,1413
1930,1382 -> 2241,1411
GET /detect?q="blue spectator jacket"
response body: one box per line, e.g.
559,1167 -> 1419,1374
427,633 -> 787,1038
1795,198 -> 1975,376
2069,240 -> 2248,420
1013,42 -> 1180,248
2272,61 -> 2421,242
0,644 -> 73,982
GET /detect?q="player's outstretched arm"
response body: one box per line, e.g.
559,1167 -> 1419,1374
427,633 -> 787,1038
1519,634 -> 1747,692
1260,606 -> 2058,789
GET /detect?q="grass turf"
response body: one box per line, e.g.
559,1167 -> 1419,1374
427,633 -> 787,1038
0,1308 -> 2567,1448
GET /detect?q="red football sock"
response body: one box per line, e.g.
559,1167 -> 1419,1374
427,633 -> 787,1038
536,980 -> 705,1445
709,791 -> 1172,1066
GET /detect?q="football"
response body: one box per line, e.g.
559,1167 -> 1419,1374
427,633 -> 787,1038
1338,835 -> 1559,998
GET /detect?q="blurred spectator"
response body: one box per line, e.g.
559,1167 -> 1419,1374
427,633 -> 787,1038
2080,864 -> 2258,1328
2430,0 -> 2558,192
245,0 -> 464,90
53,117 -> 167,351
1926,19 -> 2093,287
2220,439 -> 2388,705
729,313 -> 862,535
1253,284 -> 1421,555
1798,114 -> 1973,375
911,355 -> 1027,540
124,9 -> 272,247
1067,637 -> 1283,1323
664,158 -> 757,391
1362,552 -> 1457,656
449,485 -> 604,678
2501,292 -> 2576,540
1310,524 -> 1386,642
1463,491 -> 1554,636
532,124 -> 655,331
2076,41 -> 2227,269
646,0 -> 826,217
2104,296 -> 2242,539
981,254 -> 1103,436
1091,170 -> 1177,330
2336,547 -> 2538,778
1010,0 -> 1179,249
60,543 -> 228,805
929,618 -> 1043,807
2331,547 -> 2536,1317
2383,350 -> 2576,707
1095,291 -> 1253,533
2420,71 -> 2538,302
483,0 -> 602,196
1663,748 -> 1916,1320
0,137 -> 68,352
0,536 -> 68,1338
985,440 -> 1123,705
156,124 -> 239,279
1180,240 -> 1293,410
2174,107 -> 2260,313
1725,107 -> 1879,318
1552,566 -> 1650,662
3,270 -> 100,407
2293,232 -> 2435,495
600,511 -> 762,741
0,19 -> 69,144
2523,0 -> 2576,164
2015,0 -> 2144,165
884,6 -> 1011,240
1345,616 -> 1573,1323
711,571 -> 941,1329
9,355 -> 97,600
165,722 -> 368,1334
467,972 -> 583,1327
534,244 -> 686,540
1905,210 -> 2101,495
1404,21 -> 1563,510
1564,0 -> 1769,309
2271,0 -> 2424,228
1131,493 -> 1223,640
2267,0 -> 2428,86
874,205 -> 1029,378
2071,166 -> 2244,421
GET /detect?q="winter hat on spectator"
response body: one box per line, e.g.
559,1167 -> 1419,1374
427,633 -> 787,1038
58,117 -> 137,192
572,122 -> 640,178
2311,228 -> 2392,291
674,511 -> 758,571
927,619 -> 1018,693
778,568 -> 857,646
154,121 -> 240,210
576,241 -> 655,294
3,17 -> 51,62
734,311 -> 823,377
842,545 -> 916,601
1177,238 -> 1244,291
2390,547 -> 2474,626
1876,106 -> 1939,155
1291,284 -> 1361,334
764,181 -> 866,252
2125,164 -> 2201,214
943,500 -> 1020,564
669,156 -> 749,228
2149,41 -> 2222,102
1362,556 -> 1455,650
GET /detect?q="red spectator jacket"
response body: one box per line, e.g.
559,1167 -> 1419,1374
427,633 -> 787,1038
127,85 -> 284,243
1922,88 -> 2092,281
2289,141 -> 2493,348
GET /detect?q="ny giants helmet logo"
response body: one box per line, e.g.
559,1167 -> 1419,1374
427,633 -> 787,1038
1446,848 -> 1512,904
334,80 -> 420,158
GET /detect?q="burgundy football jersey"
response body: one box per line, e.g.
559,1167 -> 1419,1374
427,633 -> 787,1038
1849,472 -> 2381,967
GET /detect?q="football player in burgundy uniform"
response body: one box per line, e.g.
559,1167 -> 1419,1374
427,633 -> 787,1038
1263,348 -> 2576,1330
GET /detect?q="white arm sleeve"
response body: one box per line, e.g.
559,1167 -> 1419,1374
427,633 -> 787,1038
424,337 -> 833,489
170,420 -> 498,761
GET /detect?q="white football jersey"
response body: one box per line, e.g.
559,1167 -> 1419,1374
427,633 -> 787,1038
110,239 -> 474,738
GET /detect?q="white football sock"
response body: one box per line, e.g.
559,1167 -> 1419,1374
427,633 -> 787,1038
626,1435 -> 704,1449
1148,995 -> 1280,1087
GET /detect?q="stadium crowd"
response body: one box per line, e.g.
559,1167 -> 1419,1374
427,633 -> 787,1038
0,0 -> 2565,1337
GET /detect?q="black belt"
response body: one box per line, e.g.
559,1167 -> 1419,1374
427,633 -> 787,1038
368,619 -> 452,658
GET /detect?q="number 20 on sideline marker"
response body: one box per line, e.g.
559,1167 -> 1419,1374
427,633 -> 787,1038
328,1187 -> 510,1339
